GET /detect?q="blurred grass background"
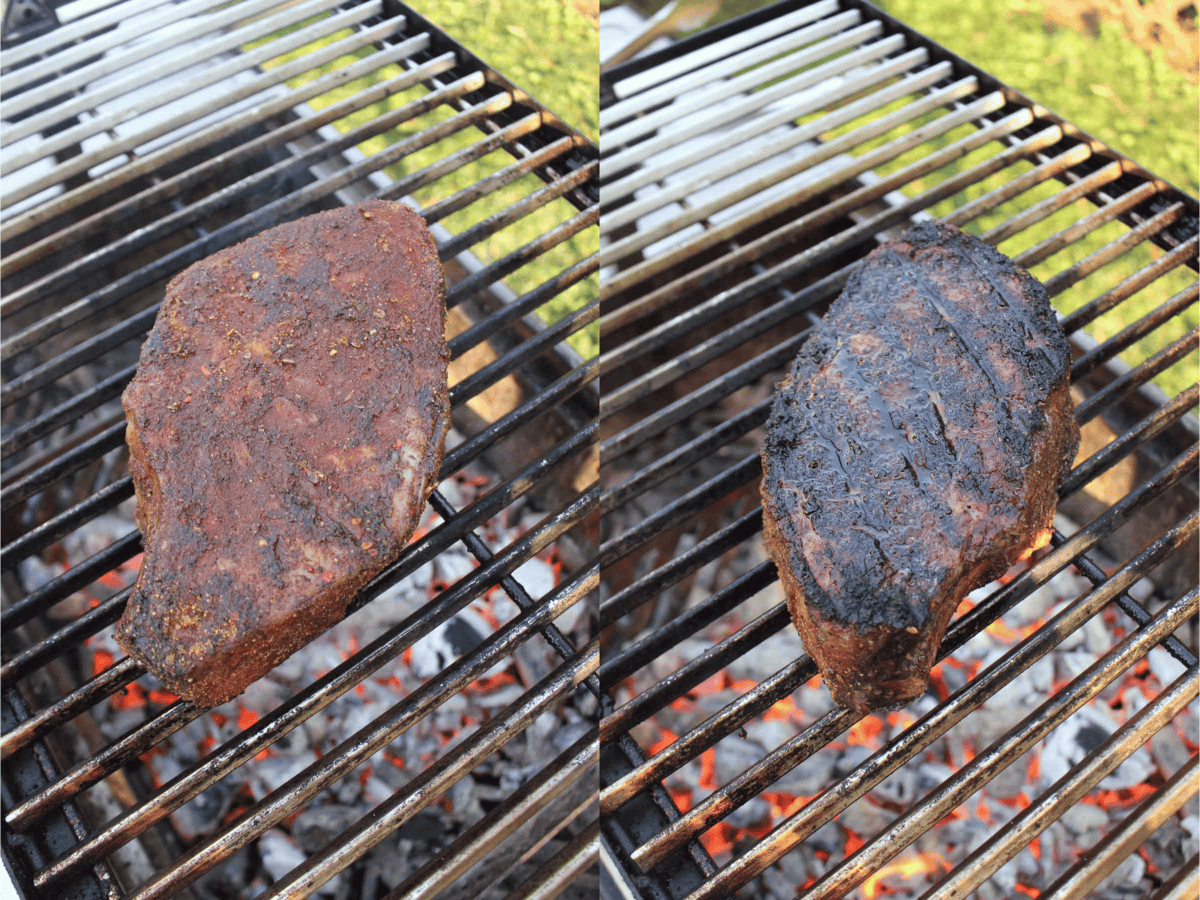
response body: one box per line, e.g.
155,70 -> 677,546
405,0 -> 599,358
609,0 -> 1198,398
248,0 -> 599,358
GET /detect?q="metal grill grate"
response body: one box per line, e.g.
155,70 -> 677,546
1,1 -> 600,897
597,1 -> 1198,898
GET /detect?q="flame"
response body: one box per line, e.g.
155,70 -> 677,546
1016,883 -> 1041,897
861,851 -> 950,898
1018,527 -> 1053,562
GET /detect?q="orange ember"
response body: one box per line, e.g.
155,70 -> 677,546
847,716 -> 884,747
669,786 -> 693,812
700,822 -> 738,858
1082,783 -> 1157,808
648,728 -> 679,757
765,792 -> 815,819
698,748 -> 718,791
763,695 -> 804,725
465,670 -> 520,694
110,682 -> 146,710
92,649 -> 115,676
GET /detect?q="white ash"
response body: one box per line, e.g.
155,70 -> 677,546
620,513 -> 1198,899
48,457 -> 590,898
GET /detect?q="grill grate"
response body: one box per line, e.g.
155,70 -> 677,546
1,1 -> 599,897
597,1 -> 1198,898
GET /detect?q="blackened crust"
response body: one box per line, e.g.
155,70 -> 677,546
760,222 -> 1079,712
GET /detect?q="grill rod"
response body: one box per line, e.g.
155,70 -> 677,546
1038,754 -> 1198,900
599,75 -> 994,283
602,445 -> 1198,817
602,0 -> 841,109
919,662 -> 1197,900
601,32 -> 909,180
2,349 -> 595,640
601,11 -> 873,151
2,0 -> 369,146
1,0 -> 249,99
2,36 -> 454,309
1,77 -> 522,373
30,539 -> 597,891
600,182 -> 1187,442
501,819 -> 601,900
601,48 -> 937,215
601,127 -> 1176,409
256,642 -> 600,900
684,588 -> 1198,900
2,385 -> 595,710
627,510 -> 1198,873
2,0 -> 384,204
126,633 -> 599,900
1,86 -> 569,409
2,279 -> 597,573
2,135 -> 592,460
5,423 -> 596,828
600,116 -> 1056,404
388,728 -> 599,899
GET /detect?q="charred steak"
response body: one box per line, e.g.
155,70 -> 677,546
115,200 -> 450,708
760,222 -> 1079,713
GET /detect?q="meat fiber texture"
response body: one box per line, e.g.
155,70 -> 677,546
760,222 -> 1079,713
115,200 -> 450,708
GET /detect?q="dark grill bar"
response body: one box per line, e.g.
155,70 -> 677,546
2,1 -> 600,897
598,1 -> 1197,897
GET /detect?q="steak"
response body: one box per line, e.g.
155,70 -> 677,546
115,200 -> 450,708
760,222 -> 1079,713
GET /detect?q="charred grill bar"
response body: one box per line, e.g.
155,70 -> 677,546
598,1 -> 1197,898
1,1 -> 599,897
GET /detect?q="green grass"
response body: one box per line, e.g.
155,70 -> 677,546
404,0 -> 599,359
244,1 -> 599,359
624,0 -> 1197,398
867,0 -> 1198,400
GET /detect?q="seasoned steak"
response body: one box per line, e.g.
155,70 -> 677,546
760,222 -> 1079,713
115,200 -> 449,708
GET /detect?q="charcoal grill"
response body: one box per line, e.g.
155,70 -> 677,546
1,1 -> 600,897
597,1 -> 1198,898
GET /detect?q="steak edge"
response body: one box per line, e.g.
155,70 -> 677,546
115,200 -> 449,708
760,222 -> 1080,713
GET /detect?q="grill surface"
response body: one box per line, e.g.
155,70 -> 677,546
597,1 -> 1198,898
1,1 -> 599,897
